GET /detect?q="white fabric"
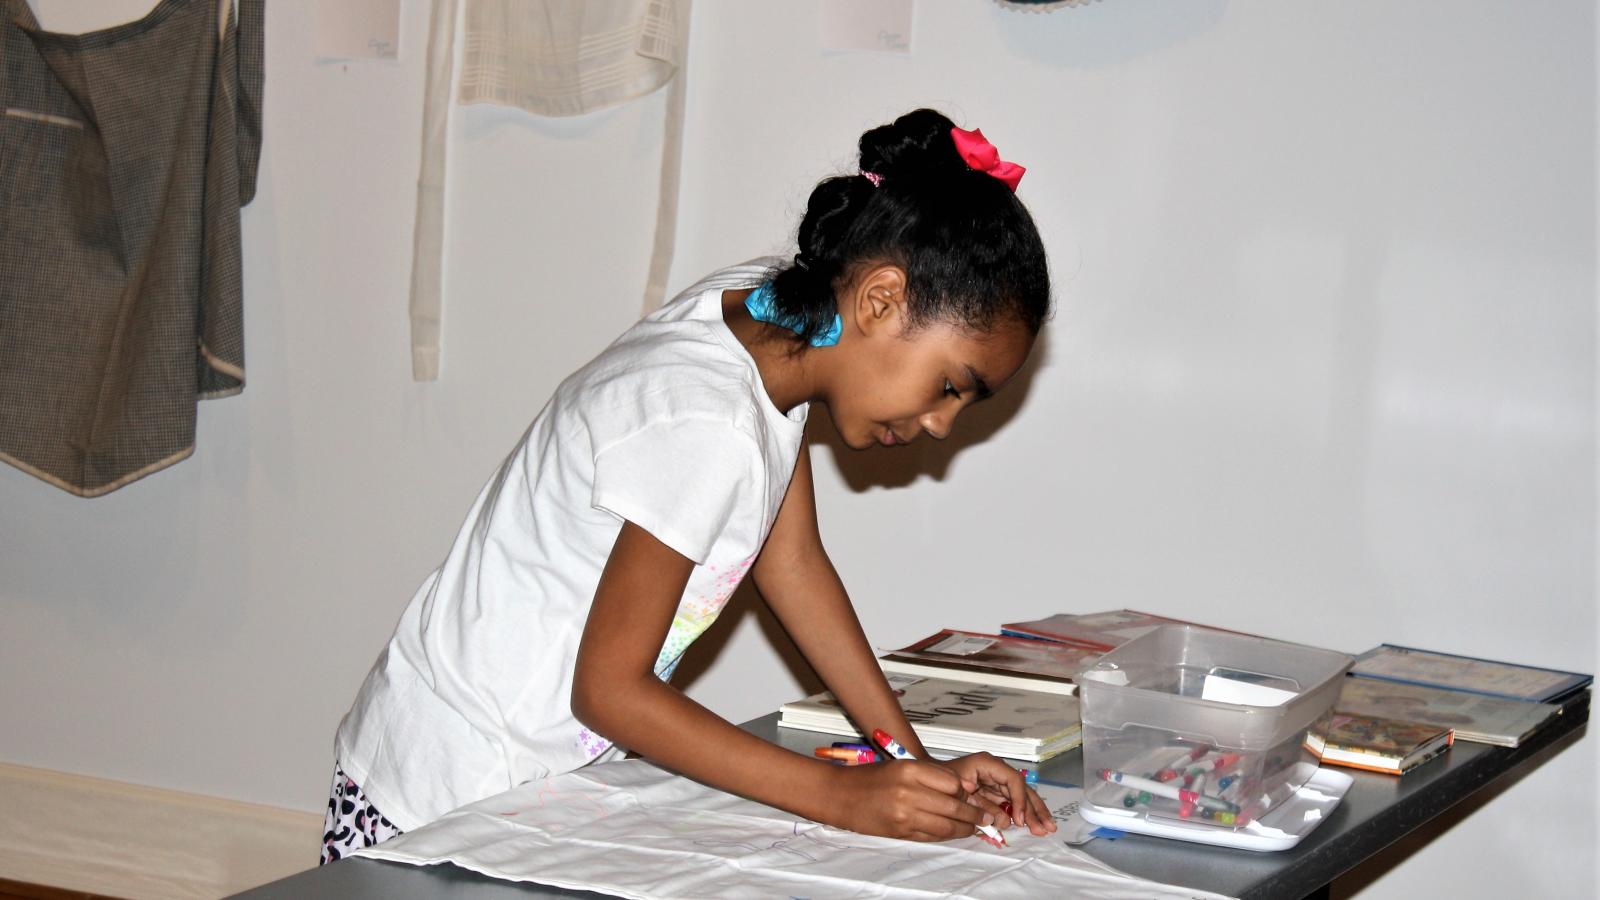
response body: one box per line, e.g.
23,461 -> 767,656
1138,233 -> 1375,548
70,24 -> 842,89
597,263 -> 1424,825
408,0 -> 688,380
642,0 -> 690,313
408,0 -> 460,380
341,261 -> 808,830
355,759 -> 1238,900
459,0 -> 680,116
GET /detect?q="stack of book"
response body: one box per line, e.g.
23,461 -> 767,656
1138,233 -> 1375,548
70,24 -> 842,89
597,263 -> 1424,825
1329,676 -> 1564,749
1349,645 -> 1592,709
1304,645 -> 1592,774
779,615 -> 1238,762
775,613 -> 1593,775
778,672 -> 1081,762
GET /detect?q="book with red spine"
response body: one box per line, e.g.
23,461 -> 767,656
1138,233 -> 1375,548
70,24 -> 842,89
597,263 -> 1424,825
877,629 -> 1102,696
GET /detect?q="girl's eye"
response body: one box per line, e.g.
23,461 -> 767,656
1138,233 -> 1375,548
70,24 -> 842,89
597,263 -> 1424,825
943,379 -> 960,398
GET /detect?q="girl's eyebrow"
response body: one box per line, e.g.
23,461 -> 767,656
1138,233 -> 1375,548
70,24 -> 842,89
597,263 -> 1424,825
966,365 -> 993,402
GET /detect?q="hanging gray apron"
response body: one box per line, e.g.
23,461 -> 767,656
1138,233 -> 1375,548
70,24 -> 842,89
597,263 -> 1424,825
0,0 -> 263,496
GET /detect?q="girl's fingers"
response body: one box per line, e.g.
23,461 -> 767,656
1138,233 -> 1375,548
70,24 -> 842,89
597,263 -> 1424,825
907,804 -> 994,842
934,791 -> 991,827
972,765 -> 1027,828
901,759 -> 1026,839
1024,785 -> 1056,834
972,786 -> 1018,828
926,783 -> 1000,834
908,760 -> 967,797
967,789 -> 1008,826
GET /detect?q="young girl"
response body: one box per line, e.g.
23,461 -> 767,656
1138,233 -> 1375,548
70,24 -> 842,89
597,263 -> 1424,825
323,108 -> 1057,863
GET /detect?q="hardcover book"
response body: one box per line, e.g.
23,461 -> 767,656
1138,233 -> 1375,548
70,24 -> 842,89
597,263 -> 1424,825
778,673 -> 1082,762
1331,676 -> 1562,748
998,610 -> 1254,653
877,629 -> 1102,696
1000,610 -> 1186,652
1349,645 -> 1593,705
1304,712 -> 1453,775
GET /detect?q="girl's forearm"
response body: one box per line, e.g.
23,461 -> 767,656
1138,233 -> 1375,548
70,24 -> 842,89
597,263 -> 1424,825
572,672 -> 849,824
802,605 -> 933,759
759,560 -> 932,759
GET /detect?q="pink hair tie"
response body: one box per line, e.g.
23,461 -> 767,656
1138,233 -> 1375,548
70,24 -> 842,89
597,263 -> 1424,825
950,126 -> 1025,191
861,171 -> 884,187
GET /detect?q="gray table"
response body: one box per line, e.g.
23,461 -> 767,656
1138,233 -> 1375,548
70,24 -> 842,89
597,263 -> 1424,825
235,698 -> 1589,900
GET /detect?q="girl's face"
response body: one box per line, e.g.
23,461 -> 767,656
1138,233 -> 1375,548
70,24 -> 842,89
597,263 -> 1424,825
826,305 -> 1034,451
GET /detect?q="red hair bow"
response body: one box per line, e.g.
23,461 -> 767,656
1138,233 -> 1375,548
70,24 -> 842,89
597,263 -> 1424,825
950,126 -> 1025,191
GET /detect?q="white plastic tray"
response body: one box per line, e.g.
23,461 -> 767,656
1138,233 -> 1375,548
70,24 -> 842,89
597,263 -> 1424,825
1079,766 -> 1354,852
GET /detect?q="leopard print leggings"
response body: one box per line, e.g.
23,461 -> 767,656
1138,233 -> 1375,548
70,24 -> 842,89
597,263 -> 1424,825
319,762 -> 403,865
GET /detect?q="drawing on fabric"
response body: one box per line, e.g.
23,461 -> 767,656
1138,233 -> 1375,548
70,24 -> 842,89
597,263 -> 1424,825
689,820 -> 903,864
357,760 -> 1235,900
494,779 -> 610,827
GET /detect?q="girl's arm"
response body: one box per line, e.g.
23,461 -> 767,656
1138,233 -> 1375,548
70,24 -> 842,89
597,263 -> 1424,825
572,518 -> 991,841
749,445 -> 931,756
750,442 -> 1055,834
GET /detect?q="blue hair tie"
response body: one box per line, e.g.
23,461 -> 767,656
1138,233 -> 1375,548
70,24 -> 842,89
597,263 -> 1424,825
744,282 -> 841,347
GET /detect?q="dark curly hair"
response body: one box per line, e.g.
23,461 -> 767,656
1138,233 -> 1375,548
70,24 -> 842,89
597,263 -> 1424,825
766,109 -> 1051,346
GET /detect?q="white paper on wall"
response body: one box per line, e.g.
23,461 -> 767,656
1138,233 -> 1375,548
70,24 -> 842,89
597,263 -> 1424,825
819,0 -> 913,55
314,0 -> 402,60
355,759 -> 1236,900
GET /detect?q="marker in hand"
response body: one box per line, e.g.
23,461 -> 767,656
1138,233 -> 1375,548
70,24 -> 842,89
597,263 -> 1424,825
814,746 -> 877,765
871,728 -> 917,760
871,729 -> 1007,848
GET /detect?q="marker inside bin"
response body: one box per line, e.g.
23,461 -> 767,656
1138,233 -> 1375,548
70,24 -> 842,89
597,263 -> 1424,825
1076,624 -> 1354,849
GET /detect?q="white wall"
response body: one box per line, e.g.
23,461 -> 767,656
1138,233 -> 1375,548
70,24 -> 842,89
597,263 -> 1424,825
3,1 -> 1593,896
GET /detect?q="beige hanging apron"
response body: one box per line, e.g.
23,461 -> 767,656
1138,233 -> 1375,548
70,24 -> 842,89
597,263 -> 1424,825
408,0 -> 688,381
0,0 -> 264,496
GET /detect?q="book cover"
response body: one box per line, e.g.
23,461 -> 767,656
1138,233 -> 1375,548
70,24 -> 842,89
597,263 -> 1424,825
998,610 -> 1249,653
877,629 -> 1101,696
1331,676 -> 1561,748
1304,712 -> 1453,775
1350,645 -> 1593,705
778,673 -> 1082,762
1000,610 -> 1182,652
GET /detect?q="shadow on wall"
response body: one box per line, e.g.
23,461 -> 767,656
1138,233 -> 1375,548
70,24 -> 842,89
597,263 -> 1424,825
993,0 -> 1229,67
671,579 -> 821,700
671,327 -> 1056,692
810,327 -> 1053,491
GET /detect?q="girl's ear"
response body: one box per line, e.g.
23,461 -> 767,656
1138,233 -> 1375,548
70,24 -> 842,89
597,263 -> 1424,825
849,264 -> 909,337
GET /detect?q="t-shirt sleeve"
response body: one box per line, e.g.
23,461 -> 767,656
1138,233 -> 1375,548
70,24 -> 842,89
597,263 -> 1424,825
590,418 -> 760,564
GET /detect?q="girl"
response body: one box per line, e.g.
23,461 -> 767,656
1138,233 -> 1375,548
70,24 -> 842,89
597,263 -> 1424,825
323,109 -> 1057,863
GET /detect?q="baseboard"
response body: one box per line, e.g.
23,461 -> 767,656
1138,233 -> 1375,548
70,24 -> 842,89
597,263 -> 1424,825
0,763 -> 321,900
0,876 -> 120,900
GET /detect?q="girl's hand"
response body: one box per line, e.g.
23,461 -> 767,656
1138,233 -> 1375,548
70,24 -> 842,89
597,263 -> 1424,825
824,759 -> 995,842
942,753 -> 1057,836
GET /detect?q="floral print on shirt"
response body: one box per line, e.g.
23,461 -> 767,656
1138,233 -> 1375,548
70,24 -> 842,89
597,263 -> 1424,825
573,555 -> 755,759
653,555 -> 754,679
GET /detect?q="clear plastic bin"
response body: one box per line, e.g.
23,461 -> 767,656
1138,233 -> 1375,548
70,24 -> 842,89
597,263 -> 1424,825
1077,624 -> 1352,834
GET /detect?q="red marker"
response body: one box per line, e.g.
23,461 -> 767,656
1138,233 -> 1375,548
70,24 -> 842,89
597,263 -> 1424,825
871,728 -> 916,760
1155,744 -> 1211,781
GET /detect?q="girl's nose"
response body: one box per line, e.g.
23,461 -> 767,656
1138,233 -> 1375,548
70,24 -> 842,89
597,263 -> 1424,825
919,405 -> 956,441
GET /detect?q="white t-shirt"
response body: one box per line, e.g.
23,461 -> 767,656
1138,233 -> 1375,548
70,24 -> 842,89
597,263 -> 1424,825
337,261 -> 809,830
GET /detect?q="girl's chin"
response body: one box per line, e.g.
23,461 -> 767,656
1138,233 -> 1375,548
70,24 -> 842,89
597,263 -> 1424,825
821,409 -> 879,451
835,427 -> 880,451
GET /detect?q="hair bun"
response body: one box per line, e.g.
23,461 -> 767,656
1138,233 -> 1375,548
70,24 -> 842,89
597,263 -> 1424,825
858,108 -> 967,180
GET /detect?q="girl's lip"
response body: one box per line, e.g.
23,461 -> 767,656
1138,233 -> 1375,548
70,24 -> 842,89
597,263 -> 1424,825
881,429 -> 904,447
